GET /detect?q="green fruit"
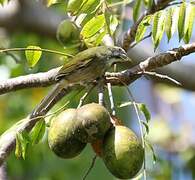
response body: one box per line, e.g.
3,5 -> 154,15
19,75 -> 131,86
48,109 -> 86,159
56,20 -> 80,46
67,0 -> 83,15
77,103 -> 111,143
102,126 -> 144,179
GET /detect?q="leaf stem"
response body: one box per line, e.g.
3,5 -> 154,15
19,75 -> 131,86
82,155 -> 97,180
125,88 -> 147,180
0,48 -> 74,58
107,83 -> 116,116
116,78 -> 147,180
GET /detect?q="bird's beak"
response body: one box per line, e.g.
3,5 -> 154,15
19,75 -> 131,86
120,52 -> 132,62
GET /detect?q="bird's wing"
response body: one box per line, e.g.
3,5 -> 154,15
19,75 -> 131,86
56,57 -> 93,80
56,46 -> 107,80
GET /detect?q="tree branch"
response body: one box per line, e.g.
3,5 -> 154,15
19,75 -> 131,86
1,0 -> 194,91
107,43 -> 195,85
0,43 -> 195,95
0,67 -> 60,95
0,163 -> 7,180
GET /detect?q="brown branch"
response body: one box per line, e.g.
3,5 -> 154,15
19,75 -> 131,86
0,163 -> 7,180
0,43 -> 195,95
122,0 -> 174,51
107,43 -> 195,85
0,67 -> 60,95
0,0 -> 193,90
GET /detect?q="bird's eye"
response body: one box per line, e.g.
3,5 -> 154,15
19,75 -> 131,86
113,51 -> 119,57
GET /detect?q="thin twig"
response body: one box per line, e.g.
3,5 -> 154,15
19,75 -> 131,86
117,79 -> 147,180
0,47 -> 74,58
77,86 -> 95,108
129,32 -> 152,49
4,52 -> 21,64
140,71 -> 181,86
107,83 -> 116,116
166,1 -> 182,8
82,155 -> 97,180
125,87 -> 147,180
98,84 -> 104,106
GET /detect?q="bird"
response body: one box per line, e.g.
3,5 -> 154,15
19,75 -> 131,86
31,46 -> 130,116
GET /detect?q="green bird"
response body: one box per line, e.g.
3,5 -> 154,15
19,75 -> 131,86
32,46 -> 130,115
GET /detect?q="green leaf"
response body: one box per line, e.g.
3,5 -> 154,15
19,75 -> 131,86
165,8 -> 174,42
20,131 -> 31,160
81,14 -> 105,38
147,0 -> 153,9
135,15 -> 152,42
178,1 -> 186,41
104,12 -> 112,37
119,102 -> 151,123
183,4 -> 195,43
146,140 -> 157,163
30,120 -> 46,145
133,0 -> 142,22
152,11 -> 166,49
110,15 -> 119,35
118,101 -> 133,108
143,0 -> 153,9
15,131 -> 30,160
79,0 -> 101,14
15,133 -> 22,159
21,131 -> 31,142
0,0 -> 7,5
80,13 -> 95,26
95,30 -> 107,45
152,11 -> 160,46
67,0 -> 83,15
166,7 -> 180,42
106,0 -> 133,4
141,120 -> 149,134
138,103 -> 151,122
21,142 -> 28,160
25,46 -> 42,68
46,0 -> 58,7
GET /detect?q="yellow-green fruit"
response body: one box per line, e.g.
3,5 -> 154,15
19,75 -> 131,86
77,103 -> 111,143
102,126 -> 144,179
56,20 -> 80,46
48,109 -> 86,159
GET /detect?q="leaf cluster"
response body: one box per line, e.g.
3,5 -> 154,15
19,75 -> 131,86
135,1 -> 195,49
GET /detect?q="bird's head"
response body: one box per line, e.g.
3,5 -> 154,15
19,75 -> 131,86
105,46 -> 131,65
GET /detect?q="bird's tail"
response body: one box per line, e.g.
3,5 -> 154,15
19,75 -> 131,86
30,80 -> 67,118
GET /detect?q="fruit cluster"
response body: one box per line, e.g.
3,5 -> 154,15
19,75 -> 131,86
48,103 -> 144,179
